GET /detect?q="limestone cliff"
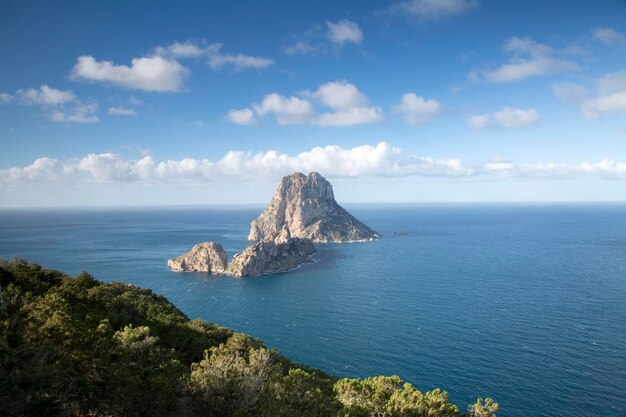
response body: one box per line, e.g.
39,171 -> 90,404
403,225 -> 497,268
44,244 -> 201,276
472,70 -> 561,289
167,242 -> 228,273
167,227 -> 316,277
227,226 -> 316,277
248,172 -> 381,243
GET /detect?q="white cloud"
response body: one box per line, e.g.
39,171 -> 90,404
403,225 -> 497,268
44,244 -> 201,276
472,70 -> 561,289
285,20 -> 362,55
48,102 -> 99,124
283,41 -> 317,55
581,92 -> 626,119
155,40 -> 274,71
473,37 -> 579,83
326,20 -> 363,46
226,108 -> 257,125
10,85 -> 99,124
108,107 -> 137,116
70,55 -> 189,92
387,0 -> 477,21
155,41 -> 220,58
4,142 -> 626,185
17,85 -> 76,106
0,93 -> 14,104
493,107 -> 540,128
467,107 -> 539,129
593,27 -> 626,48
1,157 -> 60,182
395,93 -> 441,124
466,114 -> 491,129
554,71 -> 626,119
311,80 -> 368,109
252,93 -> 316,125
552,83 -> 588,104
316,107 -> 383,127
129,96 -> 142,105
228,81 -> 382,127
207,51 -> 274,71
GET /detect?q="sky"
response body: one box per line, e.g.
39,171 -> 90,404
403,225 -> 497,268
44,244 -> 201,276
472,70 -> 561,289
1,0 -> 626,206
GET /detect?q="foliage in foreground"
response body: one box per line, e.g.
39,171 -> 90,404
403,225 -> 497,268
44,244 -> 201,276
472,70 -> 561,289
0,260 -> 498,417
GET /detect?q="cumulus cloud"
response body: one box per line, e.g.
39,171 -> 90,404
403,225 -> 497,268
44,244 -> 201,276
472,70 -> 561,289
226,108 -> 257,125
386,0 -> 478,21
9,85 -> 99,123
471,37 -> 579,83
0,93 -> 14,104
17,85 -> 76,106
317,107 -> 383,127
252,93 -> 317,125
394,93 -> 441,124
70,55 -> 189,92
326,20 -> 363,46
156,40 -> 274,71
466,114 -> 491,129
108,107 -> 137,116
48,102 -> 99,124
311,81 -> 368,109
554,71 -> 626,119
593,27 -> 626,48
284,20 -> 363,55
3,142 -> 626,185
1,157 -> 60,182
467,107 -> 539,129
228,81 -> 382,127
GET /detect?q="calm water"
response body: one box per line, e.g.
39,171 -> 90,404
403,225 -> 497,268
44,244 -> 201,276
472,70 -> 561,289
0,204 -> 625,417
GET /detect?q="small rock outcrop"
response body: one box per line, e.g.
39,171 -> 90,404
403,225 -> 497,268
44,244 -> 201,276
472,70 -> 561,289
167,242 -> 228,273
167,227 -> 316,277
248,172 -> 381,243
226,226 -> 316,277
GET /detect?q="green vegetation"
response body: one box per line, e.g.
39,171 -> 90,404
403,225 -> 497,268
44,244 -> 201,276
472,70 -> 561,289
0,260 -> 498,417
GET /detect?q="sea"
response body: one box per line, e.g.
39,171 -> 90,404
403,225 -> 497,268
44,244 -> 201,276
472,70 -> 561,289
0,204 -> 624,417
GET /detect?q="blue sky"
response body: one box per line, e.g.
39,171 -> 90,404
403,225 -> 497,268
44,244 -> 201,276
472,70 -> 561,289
1,0 -> 626,206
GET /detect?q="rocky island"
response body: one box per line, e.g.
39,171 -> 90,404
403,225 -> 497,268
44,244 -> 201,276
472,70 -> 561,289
249,172 -> 381,243
168,171 -> 379,277
168,226 -> 316,277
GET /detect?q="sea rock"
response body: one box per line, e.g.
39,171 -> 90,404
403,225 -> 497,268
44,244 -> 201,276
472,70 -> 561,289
167,242 -> 228,273
248,172 -> 381,243
167,227 -> 316,277
227,226 -> 316,277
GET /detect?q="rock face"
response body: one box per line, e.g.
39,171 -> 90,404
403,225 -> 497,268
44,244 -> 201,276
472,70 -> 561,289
248,172 -> 381,243
226,226 -> 316,277
167,227 -> 316,277
167,242 -> 228,273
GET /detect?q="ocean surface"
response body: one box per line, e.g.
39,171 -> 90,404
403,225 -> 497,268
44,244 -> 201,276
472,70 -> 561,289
0,204 -> 625,417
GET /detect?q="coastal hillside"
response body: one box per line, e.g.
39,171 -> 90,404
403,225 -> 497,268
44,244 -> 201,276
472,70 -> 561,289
0,259 -> 498,417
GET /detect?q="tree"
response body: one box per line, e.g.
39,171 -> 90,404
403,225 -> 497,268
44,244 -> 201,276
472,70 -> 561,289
188,334 -> 277,417
257,368 -> 341,417
467,397 -> 499,417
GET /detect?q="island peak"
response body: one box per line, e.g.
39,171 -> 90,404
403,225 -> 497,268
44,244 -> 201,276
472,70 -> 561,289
248,172 -> 380,243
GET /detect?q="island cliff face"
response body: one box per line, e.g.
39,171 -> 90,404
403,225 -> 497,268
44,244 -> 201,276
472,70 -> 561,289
168,227 -> 315,278
167,242 -> 228,273
248,172 -> 381,243
227,226 -> 316,277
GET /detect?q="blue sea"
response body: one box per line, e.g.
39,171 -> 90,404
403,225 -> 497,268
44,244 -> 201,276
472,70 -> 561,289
0,204 -> 625,417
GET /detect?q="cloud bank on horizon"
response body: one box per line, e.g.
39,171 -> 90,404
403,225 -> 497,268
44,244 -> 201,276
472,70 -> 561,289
2,142 -> 625,185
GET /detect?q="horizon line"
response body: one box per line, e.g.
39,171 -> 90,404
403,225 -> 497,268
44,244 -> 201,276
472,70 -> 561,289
1,201 -> 626,210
